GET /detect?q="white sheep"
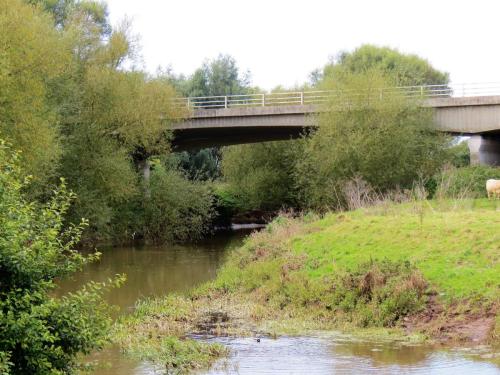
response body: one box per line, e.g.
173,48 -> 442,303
486,179 -> 500,199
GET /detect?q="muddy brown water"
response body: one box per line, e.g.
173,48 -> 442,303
56,231 -> 500,375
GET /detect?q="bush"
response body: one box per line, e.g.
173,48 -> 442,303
211,184 -> 238,228
94,160 -> 216,245
447,141 -> 470,168
328,260 -> 427,327
221,141 -> 302,211
141,164 -> 215,243
434,165 -> 500,199
0,141 -> 121,374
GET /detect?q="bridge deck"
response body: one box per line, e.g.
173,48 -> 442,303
171,95 -> 500,150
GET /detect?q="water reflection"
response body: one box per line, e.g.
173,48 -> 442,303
204,335 -> 500,375
80,346 -> 145,375
332,339 -> 430,366
57,232 -> 246,313
57,231 -> 249,375
330,337 -> 499,374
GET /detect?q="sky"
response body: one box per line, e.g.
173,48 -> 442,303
106,0 -> 500,91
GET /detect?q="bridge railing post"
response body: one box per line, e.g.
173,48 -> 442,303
261,93 -> 265,107
224,96 -> 228,109
300,91 -> 304,105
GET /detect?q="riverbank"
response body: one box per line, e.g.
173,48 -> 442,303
114,199 -> 500,372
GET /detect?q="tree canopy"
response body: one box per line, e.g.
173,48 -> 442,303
0,0 -> 72,190
1,0 -> 213,244
170,54 -> 253,97
313,44 -> 449,87
26,0 -> 110,31
296,69 -> 448,209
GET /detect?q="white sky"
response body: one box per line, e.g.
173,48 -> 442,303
106,0 -> 500,91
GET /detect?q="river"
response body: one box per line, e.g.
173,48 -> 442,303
57,231 -> 499,375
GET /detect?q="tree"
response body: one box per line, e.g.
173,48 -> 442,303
141,162 -> 215,243
165,54 -> 256,183
174,149 -> 222,181
296,69 -> 448,209
316,44 -> 449,87
2,0 -> 212,244
221,141 -> 302,211
60,124 -> 138,239
0,0 -> 72,194
59,66 -> 182,241
0,141 -> 121,374
26,0 -> 110,32
49,2 -> 183,241
182,54 -> 252,98
220,47 -> 450,214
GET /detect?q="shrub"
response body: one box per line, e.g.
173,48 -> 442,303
142,165 -> 215,243
434,165 -> 500,199
221,141 -> 302,211
328,260 -> 427,327
447,141 -> 470,168
212,184 -> 238,228
0,352 -> 11,374
0,141 -> 121,374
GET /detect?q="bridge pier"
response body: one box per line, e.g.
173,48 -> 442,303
468,134 -> 500,166
138,159 -> 151,198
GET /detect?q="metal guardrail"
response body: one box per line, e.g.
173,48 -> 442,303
172,83 -> 500,110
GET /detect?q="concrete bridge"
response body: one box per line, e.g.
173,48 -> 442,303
171,84 -> 500,166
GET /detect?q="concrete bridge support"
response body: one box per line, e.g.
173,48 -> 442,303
468,134 -> 500,166
137,159 -> 151,198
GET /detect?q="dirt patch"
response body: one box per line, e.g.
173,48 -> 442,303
403,295 -> 498,344
195,311 -> 231,335
185,294 -> 265,339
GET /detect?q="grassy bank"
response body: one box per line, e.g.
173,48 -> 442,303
115,199 -> 500,371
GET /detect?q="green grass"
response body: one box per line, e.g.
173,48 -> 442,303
292,200 -> 500,301
196,198 -> 499,334
113,296 -> 228,373
122,336 -> 227,372
116,199 -> 500,370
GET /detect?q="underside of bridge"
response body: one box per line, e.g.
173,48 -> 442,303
172,126 -> 308,151
171,126 -> 309,151
170,105 -> 315,151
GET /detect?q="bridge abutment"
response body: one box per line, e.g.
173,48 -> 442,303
468,134 -> 500,166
